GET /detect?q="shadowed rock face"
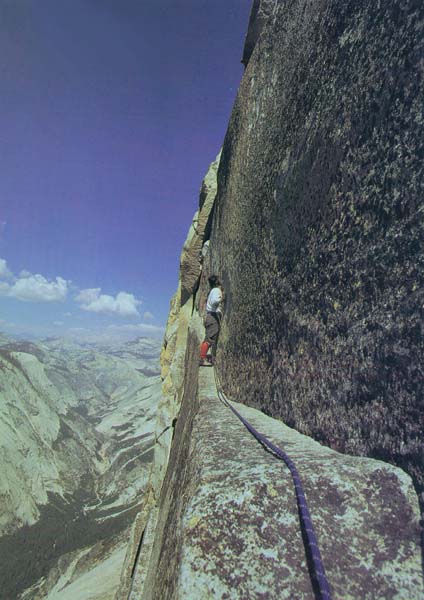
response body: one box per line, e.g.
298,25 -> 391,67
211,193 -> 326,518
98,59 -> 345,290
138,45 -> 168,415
209,0 -> 424,504
241,0 -> 277,67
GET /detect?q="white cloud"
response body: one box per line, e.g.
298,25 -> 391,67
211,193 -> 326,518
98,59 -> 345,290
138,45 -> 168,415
0,259 -> 68,303
75,288 -> 141,318
0,260 -> 144,327
75,288 -> 100,305
0,258 -> 12,279
8,274 -> 68,302
143,311 -> 154,321
53,321 -> 64,326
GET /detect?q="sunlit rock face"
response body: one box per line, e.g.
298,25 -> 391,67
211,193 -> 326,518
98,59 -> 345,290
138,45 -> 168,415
0,336 -> 161,599
118,155 -> 220,600
209,0 -> 424,504
156,151 -> 221,495
179,151 -> 221,306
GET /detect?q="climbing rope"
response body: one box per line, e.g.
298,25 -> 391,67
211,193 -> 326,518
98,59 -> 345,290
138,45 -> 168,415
212,367 -> 332,600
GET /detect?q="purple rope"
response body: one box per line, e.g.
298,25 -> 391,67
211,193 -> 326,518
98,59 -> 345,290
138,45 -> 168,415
213,370 -> 332,600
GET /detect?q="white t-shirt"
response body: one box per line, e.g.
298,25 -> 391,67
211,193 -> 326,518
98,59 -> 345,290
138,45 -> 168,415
206,287 -> 222,314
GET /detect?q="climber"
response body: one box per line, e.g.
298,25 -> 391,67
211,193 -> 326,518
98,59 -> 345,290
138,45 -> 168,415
199,275 -> 223,367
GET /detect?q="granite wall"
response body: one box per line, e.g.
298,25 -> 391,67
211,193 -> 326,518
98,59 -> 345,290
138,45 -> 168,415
208,0 -> 424,504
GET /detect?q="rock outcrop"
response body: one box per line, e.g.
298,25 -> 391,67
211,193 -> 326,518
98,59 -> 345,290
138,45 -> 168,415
179,151 -> 221,306
160,151 -> 220,392
116,155 -> 221,600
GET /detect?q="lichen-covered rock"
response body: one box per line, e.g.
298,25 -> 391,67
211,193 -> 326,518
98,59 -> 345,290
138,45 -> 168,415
155,149 -> 222,497
160,289 -> 180,382
198,151 -> 221,212
180,152 -> 221,305
210,0 -> 424,505
241,0 -> 277,67
138,369 -> 423,599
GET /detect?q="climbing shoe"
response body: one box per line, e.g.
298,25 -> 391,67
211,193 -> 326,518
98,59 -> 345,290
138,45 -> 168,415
199,359 -> 213,367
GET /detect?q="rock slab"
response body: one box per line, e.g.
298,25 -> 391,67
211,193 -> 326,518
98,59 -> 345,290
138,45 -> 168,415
143,368 -> 423,599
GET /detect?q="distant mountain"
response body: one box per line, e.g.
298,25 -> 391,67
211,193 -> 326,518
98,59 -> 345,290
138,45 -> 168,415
0,335 -> 162,599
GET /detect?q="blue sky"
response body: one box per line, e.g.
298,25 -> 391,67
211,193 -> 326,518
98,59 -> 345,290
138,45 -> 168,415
0,0 -> 251,341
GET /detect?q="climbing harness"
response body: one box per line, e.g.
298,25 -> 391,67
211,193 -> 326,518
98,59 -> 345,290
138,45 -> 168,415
212,367 -> 332,600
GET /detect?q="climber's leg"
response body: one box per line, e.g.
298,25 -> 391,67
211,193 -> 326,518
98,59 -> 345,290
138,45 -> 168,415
200,341 -> 210,360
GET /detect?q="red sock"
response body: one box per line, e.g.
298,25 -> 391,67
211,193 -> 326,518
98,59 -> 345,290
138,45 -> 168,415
200,341 -> 210,360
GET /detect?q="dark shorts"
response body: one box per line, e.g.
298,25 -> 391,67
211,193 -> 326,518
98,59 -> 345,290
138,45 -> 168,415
204,312 -> 220,344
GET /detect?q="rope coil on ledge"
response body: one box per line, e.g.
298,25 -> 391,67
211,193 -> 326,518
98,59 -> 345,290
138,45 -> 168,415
212,367 -> 332,600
